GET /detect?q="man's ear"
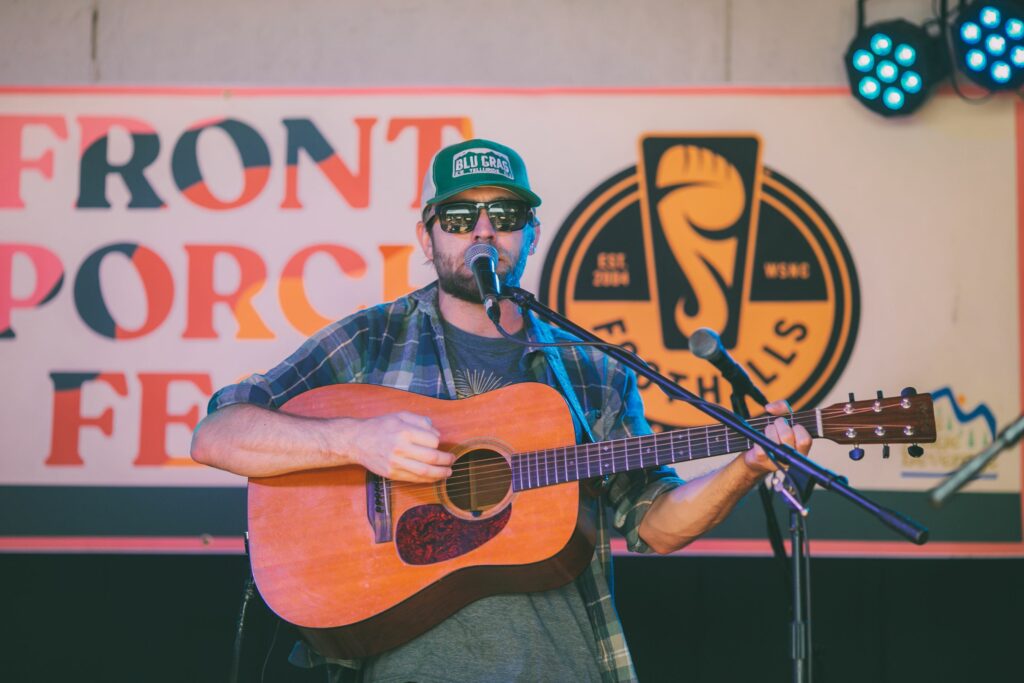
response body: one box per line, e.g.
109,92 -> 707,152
528,220 -> 541,255
416,221 -> 433,260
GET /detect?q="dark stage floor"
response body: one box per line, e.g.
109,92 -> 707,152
1,554 -> 1020,682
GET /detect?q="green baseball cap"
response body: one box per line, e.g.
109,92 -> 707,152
421,138 -> 542,208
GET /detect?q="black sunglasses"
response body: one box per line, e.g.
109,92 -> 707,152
425,200 -> 533,234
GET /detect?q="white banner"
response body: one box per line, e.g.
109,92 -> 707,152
0,87 -> 1019,554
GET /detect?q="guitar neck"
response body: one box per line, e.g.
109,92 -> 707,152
510,409 -> 821,492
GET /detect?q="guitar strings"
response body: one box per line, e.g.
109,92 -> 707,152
391,422 -> 911,498
383,411 -> 821,496
388,412 -> 801,492
425,408 -> 832,490
386,406 -> 902,495
382,404 -> 920,497
453,419 -> 881,501
429,416 -> 912,502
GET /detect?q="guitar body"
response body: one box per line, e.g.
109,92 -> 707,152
247,382 -> 596,659
246,381 -> 938,659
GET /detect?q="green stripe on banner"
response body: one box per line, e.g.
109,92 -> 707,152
0,486 -> 246,537
0,486 -> 1018,544
702,489 -> 1022,542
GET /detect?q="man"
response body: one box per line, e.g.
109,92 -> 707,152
191,138 -> 812,682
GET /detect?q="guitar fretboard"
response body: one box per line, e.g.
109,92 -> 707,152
510,411 -> 820,491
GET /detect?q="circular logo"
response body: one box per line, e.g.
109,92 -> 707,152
540,136 -> 860,430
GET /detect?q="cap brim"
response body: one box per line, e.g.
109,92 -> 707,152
426,181 -> 542,208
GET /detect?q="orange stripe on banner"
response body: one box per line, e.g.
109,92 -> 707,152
0,536 -> 245,554
0,85 -> 852,98
611,537 -> 1024,558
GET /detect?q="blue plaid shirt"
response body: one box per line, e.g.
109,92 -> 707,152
209,282 -> 683,682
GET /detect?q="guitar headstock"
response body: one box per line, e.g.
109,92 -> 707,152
819,388 -> 937,452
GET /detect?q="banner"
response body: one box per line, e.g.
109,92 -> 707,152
1,86 -> 1020,556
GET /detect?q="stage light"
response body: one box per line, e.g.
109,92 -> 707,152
895,44 -> 917,65
966,48 -> 988,70
883,87 -> 906,109
962,22 -> 983,42
901,71 -> 923,92
952,1 -> 1024,90
859,77 -> 882,98
845,17 -> 948,117
981,6 -> 1002,26
987,34 -> 1007,54
871,33 -> 893,54
878,59 -> 899,81
853,49 -> 875,71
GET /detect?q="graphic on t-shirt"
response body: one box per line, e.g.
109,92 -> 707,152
452,368 -> 509,399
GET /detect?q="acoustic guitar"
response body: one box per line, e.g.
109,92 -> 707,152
246,382 -> 936,659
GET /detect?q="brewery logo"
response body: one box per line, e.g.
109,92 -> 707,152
540,134 -> 860,429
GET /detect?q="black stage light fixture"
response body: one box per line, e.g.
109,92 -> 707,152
952,0 -> 1024,90
845,4 -> 950,116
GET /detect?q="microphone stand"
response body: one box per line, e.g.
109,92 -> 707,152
504,286 -> 930,544
502,287 -> 929,682
929,413 -> 1024,507
730,388 -> 814,683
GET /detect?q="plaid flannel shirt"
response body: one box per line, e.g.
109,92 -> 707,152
209,282 -> 683,683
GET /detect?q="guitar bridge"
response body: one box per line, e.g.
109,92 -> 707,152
365,472 -> 393,543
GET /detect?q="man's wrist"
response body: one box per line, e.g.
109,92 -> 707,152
734,451 -> 773,485
315,417 -> 355,467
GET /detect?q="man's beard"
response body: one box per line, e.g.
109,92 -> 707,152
433,244 -> 525,304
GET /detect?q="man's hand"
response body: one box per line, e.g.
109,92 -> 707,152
343,411 -> 454,483
741,400 -> 813,475
639,400 -> 815,554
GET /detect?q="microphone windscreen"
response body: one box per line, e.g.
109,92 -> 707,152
464,243 -> 498,269
688,327 -> 722,361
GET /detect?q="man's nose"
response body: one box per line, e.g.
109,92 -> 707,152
471,207 -> 497,241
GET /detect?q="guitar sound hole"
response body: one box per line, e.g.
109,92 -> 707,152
445,449 -> 511,516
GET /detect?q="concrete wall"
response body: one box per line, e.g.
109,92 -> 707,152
0,0 -> 939,85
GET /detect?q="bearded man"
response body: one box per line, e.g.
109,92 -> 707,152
191,138 -> 811,682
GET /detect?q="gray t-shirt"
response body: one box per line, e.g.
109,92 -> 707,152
359,319 -> 603,683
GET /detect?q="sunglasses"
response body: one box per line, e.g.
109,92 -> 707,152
425,200 -> 533,234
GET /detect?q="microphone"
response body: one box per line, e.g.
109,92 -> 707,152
464,243 -> 502,324
688,327 -> 769,406
929,413 -> 1024,507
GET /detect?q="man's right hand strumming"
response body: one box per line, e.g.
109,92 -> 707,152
191,403 -> 454,482
343,411 -> 454,483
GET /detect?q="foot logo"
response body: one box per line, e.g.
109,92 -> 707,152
540,134 -> 860,429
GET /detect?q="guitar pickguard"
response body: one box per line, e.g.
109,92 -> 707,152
396,503 -> 511,565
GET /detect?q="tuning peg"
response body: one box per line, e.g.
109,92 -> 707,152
882,444 -> 891,459
908,444 -> 924,458
849,446 -> 865,461
900,387 -> 917,397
